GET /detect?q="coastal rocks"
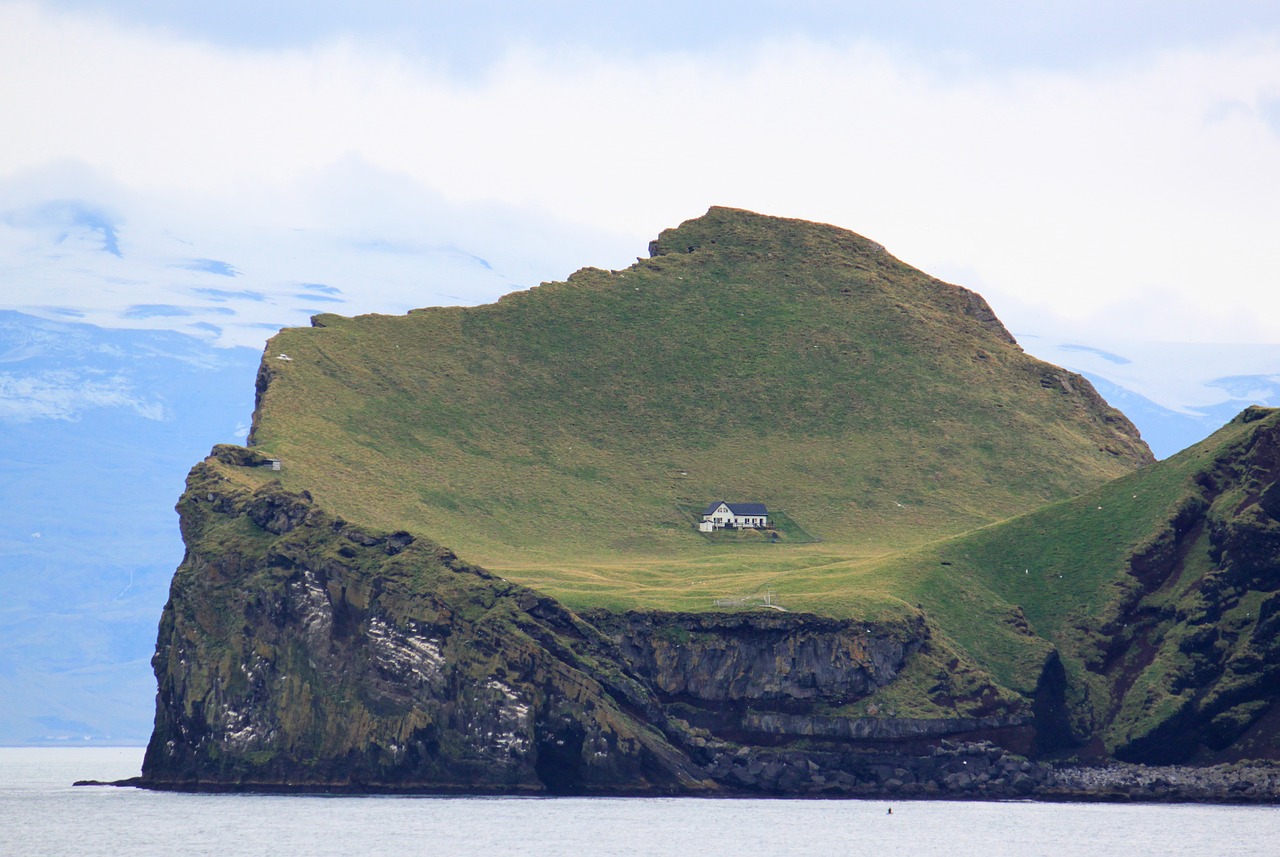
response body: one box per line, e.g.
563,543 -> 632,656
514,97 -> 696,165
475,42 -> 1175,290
698,742 -> 1280,802
701,740 -> 1050,798
1044,761 -> 1280,803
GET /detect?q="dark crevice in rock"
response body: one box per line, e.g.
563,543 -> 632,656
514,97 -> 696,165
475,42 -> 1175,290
1031,651 -> 1077,757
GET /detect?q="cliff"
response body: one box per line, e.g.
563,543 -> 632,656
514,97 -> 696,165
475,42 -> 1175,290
1076,407 -> 1280,763
141,446 -> 1050,794
143,448 -> 708,793
905,406 -> 1280,767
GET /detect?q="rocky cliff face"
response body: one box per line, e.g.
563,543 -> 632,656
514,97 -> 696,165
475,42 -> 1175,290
141,415 -> 1280,793
1071,408 -> 1280,763
587,611 -> 1035,752
141,446 -> 1045,794
599,611 -> 921,703
143,447 -> 711,793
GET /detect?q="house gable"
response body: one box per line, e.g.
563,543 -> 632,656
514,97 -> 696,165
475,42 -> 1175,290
699,500 -> 769,530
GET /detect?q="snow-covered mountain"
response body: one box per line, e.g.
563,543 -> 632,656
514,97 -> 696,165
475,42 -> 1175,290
1024,337 -> 1280,459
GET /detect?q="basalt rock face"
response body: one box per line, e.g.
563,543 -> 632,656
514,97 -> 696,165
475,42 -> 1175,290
142,448 -> 1043,794
1069,408 -> 1280,764
588,611 -> 1034,752
142,448 -> 712,794
597,611 -> 922,704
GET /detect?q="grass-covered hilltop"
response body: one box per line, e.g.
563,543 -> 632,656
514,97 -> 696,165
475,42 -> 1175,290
141,208 -> 1280,797
248,206 -> 1149,616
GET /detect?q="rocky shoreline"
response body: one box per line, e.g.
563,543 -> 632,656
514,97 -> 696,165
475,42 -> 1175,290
83,741 -> 1280,803
1041,759 -> 1280,803
699,740 -> 1044,799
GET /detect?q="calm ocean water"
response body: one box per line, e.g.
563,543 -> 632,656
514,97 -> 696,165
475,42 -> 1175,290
3,748 -> 1279,856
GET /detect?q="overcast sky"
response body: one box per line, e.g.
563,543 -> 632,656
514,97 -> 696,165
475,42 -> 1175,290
3,0 -> 1280,359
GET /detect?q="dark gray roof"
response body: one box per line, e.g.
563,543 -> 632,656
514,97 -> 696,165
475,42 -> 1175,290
702,501 -> 768,516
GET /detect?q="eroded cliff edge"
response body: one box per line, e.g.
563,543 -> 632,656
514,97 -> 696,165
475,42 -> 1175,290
141,413 -> 1280,798
140,446 -> 1049,795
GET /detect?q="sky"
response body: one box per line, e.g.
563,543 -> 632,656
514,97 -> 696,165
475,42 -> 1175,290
3,1 -> 1280,405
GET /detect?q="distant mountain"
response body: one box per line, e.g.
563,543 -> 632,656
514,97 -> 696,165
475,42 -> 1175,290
0,163 -> 634,349
1024,338 -> 1280,460
0,312 -> 259,744
1078,373 -> 1249,461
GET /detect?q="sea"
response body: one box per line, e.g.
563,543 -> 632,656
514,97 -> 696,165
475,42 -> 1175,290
3,748 -> 1279,856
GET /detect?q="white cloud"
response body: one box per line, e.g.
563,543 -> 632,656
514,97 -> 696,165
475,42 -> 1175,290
2,1 -> 1280,350
1020,336 -> 1280,413
0,369 -> 168,422
32,1 -> 1280,73
0,156 -> 637,347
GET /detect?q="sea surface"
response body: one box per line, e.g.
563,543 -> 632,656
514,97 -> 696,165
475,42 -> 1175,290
3,748 -> 1279,856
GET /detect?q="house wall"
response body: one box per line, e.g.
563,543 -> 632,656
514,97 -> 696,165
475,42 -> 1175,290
701,505 -> 768,530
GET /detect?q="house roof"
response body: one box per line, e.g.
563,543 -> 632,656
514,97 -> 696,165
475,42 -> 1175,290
702,501 -> 768,516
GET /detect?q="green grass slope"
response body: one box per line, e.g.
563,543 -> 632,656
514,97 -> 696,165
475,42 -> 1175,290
247,207 -> 1149,620
880,407 -> 1280,760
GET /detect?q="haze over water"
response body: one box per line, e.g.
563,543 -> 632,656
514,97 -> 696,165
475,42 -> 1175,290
3,749 -> 1277,856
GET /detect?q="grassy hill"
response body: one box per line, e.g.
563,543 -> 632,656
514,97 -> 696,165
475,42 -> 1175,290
246,207 -> 1150,625
878,407 -> 1280,761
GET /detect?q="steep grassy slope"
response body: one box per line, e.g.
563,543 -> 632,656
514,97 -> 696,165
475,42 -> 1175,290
881,407 -> 1280,762
247,207 -> 1149,618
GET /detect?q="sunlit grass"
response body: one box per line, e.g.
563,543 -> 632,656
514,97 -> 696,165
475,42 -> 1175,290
239,207 -> 1174,701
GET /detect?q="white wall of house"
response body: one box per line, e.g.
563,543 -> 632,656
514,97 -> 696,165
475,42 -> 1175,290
701,504 -> 768,530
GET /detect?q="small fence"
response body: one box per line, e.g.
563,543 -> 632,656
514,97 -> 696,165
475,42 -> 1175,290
712,590 -> 785,611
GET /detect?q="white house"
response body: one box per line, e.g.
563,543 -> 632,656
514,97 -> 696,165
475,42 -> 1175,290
699,501 -> 769,531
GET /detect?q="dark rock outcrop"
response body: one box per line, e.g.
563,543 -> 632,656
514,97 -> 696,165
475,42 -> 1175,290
594,610 -> 922,704
701,739 -> 1050,798
588,610 -> 1034,753
1068,409 -> 1280,764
